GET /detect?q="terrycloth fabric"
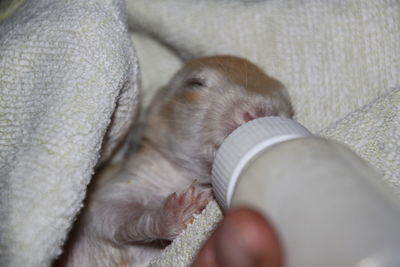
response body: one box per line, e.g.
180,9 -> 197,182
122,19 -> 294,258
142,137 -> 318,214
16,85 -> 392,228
320,87 -> 400,194
149,201 -> 223,267
127,0 -> 400,132
0,0 -> 140,266
124,0 -> 400,266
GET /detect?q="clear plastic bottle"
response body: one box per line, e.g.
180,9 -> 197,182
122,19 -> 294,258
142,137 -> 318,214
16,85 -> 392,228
212,117 -> 400,267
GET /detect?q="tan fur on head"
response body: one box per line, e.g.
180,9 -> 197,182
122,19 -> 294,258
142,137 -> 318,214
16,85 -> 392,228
185,55 -> 290,102
145,55 -> 294,180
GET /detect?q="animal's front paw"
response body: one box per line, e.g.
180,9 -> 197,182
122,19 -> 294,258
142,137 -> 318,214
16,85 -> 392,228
158,182 -> 214,240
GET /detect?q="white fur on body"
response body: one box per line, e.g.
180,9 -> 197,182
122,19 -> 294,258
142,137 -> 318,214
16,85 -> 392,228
59,55 -> 293,267
59,147 -> 212,267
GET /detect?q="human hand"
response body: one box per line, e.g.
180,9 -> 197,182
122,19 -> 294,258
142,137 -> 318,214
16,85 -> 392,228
192,208 -> 283,267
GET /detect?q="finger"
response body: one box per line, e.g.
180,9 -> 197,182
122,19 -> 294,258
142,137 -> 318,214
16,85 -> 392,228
192,207 -> 283,267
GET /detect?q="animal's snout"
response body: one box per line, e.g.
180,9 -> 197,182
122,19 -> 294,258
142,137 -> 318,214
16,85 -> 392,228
222,103 -> 274,137
243,106 -> 268,123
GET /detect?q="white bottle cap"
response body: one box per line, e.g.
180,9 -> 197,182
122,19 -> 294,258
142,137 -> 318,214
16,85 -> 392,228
211,116 -> 312,210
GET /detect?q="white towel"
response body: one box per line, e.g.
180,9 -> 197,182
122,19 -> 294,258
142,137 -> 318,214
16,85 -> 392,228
127,0 -> 400,132
0,0 -> 140,266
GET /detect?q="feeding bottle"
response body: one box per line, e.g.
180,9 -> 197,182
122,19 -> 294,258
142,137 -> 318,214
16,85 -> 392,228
212,116 -> 400,267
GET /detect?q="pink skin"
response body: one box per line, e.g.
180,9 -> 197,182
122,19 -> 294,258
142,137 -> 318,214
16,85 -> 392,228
192,208 -> 284,267
55,55 -> 293,267
158,182 -> 213,240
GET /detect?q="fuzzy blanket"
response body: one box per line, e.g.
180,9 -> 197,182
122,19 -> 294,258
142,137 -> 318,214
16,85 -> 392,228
0,0 -> 139,266
1,0 -> 399,266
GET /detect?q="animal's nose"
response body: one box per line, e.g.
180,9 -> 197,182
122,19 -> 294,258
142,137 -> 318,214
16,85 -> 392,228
223,104 -> 275,137
243,111 -> 257,122
243,107 -> 267,123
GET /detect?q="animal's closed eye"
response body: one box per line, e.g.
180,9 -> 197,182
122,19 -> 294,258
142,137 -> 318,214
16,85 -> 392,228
185,78 -> 206,88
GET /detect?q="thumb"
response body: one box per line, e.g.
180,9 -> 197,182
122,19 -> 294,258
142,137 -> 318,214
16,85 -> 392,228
192,207 -> 284,267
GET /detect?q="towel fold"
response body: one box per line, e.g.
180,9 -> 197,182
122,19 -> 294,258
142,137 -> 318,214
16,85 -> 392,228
0,0 -> 139,266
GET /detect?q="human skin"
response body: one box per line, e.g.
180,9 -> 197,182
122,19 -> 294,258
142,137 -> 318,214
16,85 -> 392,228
192,208 -> 284,267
